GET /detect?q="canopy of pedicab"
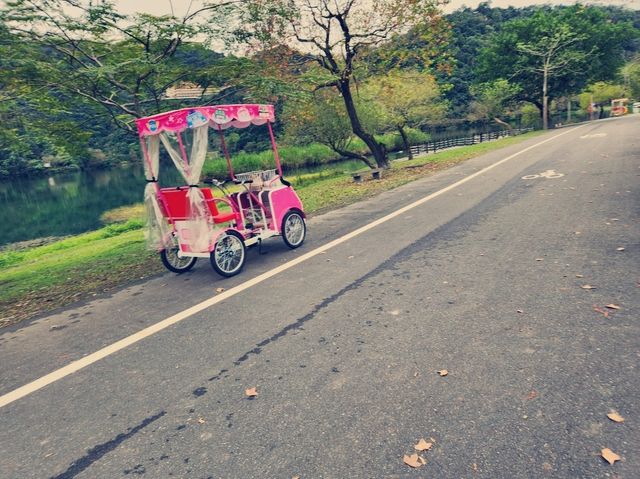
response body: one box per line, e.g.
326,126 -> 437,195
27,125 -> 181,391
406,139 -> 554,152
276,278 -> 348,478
136,104 -> 275,137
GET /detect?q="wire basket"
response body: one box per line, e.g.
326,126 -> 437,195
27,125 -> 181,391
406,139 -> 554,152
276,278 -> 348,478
235,169 -> 277,188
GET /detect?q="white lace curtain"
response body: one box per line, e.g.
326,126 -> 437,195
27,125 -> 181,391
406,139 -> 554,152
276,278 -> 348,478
142,135 -> 171,250
159,125 -> 211,252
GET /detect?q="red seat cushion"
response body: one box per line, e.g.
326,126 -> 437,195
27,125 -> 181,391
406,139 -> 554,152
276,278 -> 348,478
159,187 -> 236,224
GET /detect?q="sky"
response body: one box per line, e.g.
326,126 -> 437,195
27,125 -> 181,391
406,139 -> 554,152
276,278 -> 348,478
115,0 -> 640,17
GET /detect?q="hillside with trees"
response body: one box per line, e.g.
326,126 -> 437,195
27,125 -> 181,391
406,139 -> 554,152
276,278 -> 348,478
0,1 -> 638,178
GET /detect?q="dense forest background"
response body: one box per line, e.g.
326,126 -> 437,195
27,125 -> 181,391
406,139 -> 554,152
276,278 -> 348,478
0,1 -> 639,178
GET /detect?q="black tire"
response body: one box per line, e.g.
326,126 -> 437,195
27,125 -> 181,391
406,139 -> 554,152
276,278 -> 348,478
160,237 -> 197,273
281,210 -> 306,249
210,230 -> 246,277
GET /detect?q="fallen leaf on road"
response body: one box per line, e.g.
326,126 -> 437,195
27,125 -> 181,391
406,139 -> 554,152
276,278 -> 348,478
348,255 -> 354,259
607,411 -> 625,423
517,309 -> 523,314
526,390 -> 537,400
616,247 -> 625,251
576,274 -> 584,278
403,454 -> 426,468
605,304 -> 621,310
215,287 -> 225,294
197,417 -> 205,424
601,448 -> 621,465
581,285 -> 597,290
593,305 -> 609,318
245,387 -> 258,398
472,463 -> 479,472
414,439 -> 433,451
437,369 -> 448,377
535,258 -> 544,262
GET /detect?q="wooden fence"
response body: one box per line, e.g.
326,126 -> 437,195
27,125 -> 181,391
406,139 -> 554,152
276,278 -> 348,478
409,128 -> 534,157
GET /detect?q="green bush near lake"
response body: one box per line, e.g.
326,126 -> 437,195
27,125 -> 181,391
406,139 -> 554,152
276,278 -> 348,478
202,143 -> 340,178
202,129 -> 430,178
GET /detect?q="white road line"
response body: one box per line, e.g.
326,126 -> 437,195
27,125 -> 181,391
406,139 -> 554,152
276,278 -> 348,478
0,124 -> 587,409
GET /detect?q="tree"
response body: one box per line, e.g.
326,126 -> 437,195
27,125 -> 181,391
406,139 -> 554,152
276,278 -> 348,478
364,70 -> 447,159
476,6 -> 633,128
620,59 -> 640,99
515,24 -> 589,130
283,90 -> 379,168
469,79 -> 521,129
234,0 -> 449,169
0,0 -> 236,132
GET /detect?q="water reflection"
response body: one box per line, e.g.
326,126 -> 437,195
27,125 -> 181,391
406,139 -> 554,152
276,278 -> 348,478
0,164 -> 182,246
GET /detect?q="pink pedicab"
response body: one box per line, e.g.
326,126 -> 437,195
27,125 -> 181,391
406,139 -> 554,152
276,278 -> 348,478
137,104 -> 306,277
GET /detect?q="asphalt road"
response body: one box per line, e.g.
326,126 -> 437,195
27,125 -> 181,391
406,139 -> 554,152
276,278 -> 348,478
1,117 -> 638,478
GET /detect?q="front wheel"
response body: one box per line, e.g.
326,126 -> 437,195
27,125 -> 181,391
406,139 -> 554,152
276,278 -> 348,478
281,210 -> 306,249
210,230 -> 246,277
160,237 -> 197,274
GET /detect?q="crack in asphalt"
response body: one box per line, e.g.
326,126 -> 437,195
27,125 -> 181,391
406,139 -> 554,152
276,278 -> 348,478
49,411 -> 166,479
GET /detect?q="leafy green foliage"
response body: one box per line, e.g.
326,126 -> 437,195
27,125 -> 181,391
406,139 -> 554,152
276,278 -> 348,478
476,5 -> 634,113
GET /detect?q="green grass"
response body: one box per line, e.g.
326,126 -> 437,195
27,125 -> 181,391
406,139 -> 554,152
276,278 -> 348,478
0,131 -> 542,327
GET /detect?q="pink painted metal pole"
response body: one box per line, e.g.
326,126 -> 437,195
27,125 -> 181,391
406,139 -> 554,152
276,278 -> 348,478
266,121 -> 283,177
218,125 -> 235,180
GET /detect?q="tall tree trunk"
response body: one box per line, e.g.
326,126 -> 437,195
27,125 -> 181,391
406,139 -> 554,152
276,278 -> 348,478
542,66 -> 549,130
397,124 -> 412,159
338,79 -> 389,169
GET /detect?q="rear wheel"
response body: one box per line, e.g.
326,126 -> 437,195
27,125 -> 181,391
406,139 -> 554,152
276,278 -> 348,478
210,230 -> 246,277
160,235 -> 197,273
281,210 -> 306,249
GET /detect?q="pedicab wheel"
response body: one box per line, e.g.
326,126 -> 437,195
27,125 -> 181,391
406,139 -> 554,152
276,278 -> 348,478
160,241 -> 197,274
281,210 -> 306,249
210,230 -> 246,277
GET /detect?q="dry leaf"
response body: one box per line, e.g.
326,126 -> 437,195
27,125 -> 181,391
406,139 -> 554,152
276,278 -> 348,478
616,247 -> 625,251
593,305 -> 609,318
472,463 -> 479,472
605,304 -> 621,310
245,387 -> 258,397
197,417 -> 205,424
403,454 -> 426,468
607,411 -> 625,423
516,309 -> 523,314
601,448 -> 621,465
415,439 -> 433,451
576,274 -> 584,278
215,287 -> 225,294
292,476 -> 300,479
581,284 -> 596,290
526,390 -> 537,400
348,255 -> 354,259
437,369 -> 448,377
535,258 -> 544,262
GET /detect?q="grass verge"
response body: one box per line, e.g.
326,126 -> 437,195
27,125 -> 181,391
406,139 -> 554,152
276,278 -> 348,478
0,132 -> 543,328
